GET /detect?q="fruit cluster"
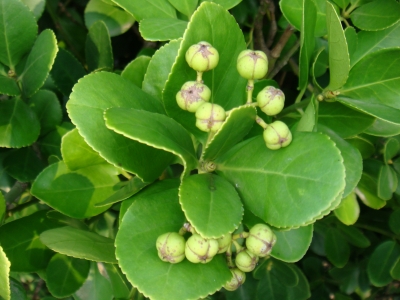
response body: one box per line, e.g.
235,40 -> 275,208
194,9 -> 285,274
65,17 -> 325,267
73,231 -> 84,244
156,223 -> 277,292
176,41 -> 293,150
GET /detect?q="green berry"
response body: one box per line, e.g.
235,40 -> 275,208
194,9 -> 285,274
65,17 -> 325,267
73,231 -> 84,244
235,250 -> 259,272
176,81 -> 211,112
263,121 -> 292,150
237,50 -> 268,80
195,103 -> 226,132
217,234 -> 232,253
156,232 -> 186,263
185,41 -> 219,72
185,234 -> 219,264
245,224 -> 276,257
256,86 -> 285,116
224,268 -> 246,291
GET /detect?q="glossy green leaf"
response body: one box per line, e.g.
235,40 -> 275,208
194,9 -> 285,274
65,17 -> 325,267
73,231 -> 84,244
46,211 -> 89,231
334,191 -> 359,225
40,226 -> 117,263
391,257 -> 400,280
28,89 -> 62,135
86,21 -> 113,72
143,39 -> 181,101
0,210 -> 62,272
357,173 -> 386,209
103,264 -> 130,299
350,0 -> 400,31
0,0 -> 37,69
336,222 -> 370,248
345,135 -> 374,159
168,0 -> 197,16
298,0 -> 316,91
368,240 -> 400,287
365,118 -> 400,137
37,122 -> 74,159
297,95 -> 318,132
333,0 -> 349,8
254,258 -> 298,287
0,97 -> 40,148
139,18 -> 188,41
31,161 -> 119,218
46,254 -> 90,298
84,0 -> 135,37
325,228 -> 350,268
384,138 -> 400,163
21,0 -> 45,19
179,173 -> 243,238
389,209 -> 400,235
111,0 -> 176,21
61,128 -> 107,171
325,1 -> 350,91
67,72 -> 172,182
312,45 -> 328,80
344,27 -> 357,66
115,179 -> 231,300
216,132 -> 345,228
121,56 -> 151,87
0,245 -> 10,300
0,63 -> 20,96
201,0 -> 242,9
377,164 -> 397,200
163,2 -> 247,142
202,106 -> 256,161
271,224 -> 313,262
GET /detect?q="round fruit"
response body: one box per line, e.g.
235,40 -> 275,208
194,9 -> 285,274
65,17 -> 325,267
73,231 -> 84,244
185,41 -> 219,72
237,50 -> 268,80
156,232 -> 186,263
256,86 -> 285,116
235,250 -> 259,272
195,102 -> 226,132
224,268 -> 246,291
263,121 -> 292,150
217,234 -> 232,253
185,234 -> 219,264
176,81 -> 211,112
245,224 -> 276,257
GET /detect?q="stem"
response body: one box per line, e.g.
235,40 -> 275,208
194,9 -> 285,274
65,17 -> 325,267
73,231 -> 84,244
342,2 -> 359,18
226,244 -> 235,268
255,116 -> 268,129
232,232 -> 250,240
196,71 -> 203,83
295,86 -> 307,104
4,181 -> 28,204
232,240 -> 244,253
8,198 -> 39,214
254,0 -> 270,57
267,39 -> 300,79
265,0 -> 277,48
128,287 -> 137,299
341,17 -> 350,28
277,98 -> 310,117
246,80 -> 254,103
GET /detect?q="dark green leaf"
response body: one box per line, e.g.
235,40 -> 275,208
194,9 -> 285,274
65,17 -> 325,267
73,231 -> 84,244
329,264 -> 359,294
111,0 -> 176,21
377,164 -> 397,200
254,258 -> 298,287
0,245 -> 10,300
0,63 -> 20,96
103,264 -> 130,299
168,0 -> 197,16
391,257 -> 400,280
297,95 -> 318,132
345,135 -> 375,159
223,273 -> 257,300
389,209 -> 400,235
384,138 -> 400,163
46,254 -> 90,298
325,228 -> 350,268
37,122 -> 74,159
333,0 -> 350,8
0,193 -> 4,224
9,278 -> 27,300
40,227 -> 117,263
357,173 -> 386,209
86,21 -> 113,72
334,192 -> 359,225
364,118 -> 400,137
121,56 -> 151,87
139,18 -> 188,41
46,211 -> 89,231
336,222 -> 370,248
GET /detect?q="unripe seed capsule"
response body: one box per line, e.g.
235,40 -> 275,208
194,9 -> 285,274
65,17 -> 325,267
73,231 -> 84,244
195,103 -> 226,132
185,234 -> 219,264
235,250 -> 259,272
237,50 -> 268,80
185,41 -> 219,72
156,232 -> 186,263
224,268 -> 246,291
176,81 -> 211,112
245,224 -> 276,257
257,86 -> 285,116
263,121 -> 292,150
217,234 -> 232,253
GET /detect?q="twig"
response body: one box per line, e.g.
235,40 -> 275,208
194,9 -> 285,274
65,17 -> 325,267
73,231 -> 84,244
268,25 -> 295,74
4,181 -> 28,204
253,0 -> 270,57
267,39 -> 300,79
265,0 -> 277,48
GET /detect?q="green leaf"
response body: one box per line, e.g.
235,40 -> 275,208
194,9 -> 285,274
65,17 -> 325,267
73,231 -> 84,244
0,97 -> 40,148
297,95 -> 318,132
202,106 -> 256,161
340,49 -> 400,109
21,0 -> 45,19
336,222 -> 370,248
350,0 -> 400,31
46,254 -> 90,298
139,18 -> 188,41
391,257 -> 400,280
0,210 -> 62,272
163,2 -> 247,142
31,161 -> 119,218
40,226 -> 117,263
0,246 -> 10,300
311,47 -> 328,89
357,173 -> 386,209
168,0 -> 197,16
0,0 -> 37,69
201,0 -> 242,9
121,56 -> 151,87
0,192 -> 4,224
9,278 -> 27,300
271,224 -> 313,262
142,39 -> 181,101
86,21 -> 113,72
384,138 -> 400,163
364,118 -> 400,137
115,179 -> 231,300
345,135 -> 374,159
389,209 -> 400,235
20,29 -> 58,98
179,173 -> 243,238
298,0 -> 316,91
0,63 -> 20,96
334,191 -> 359,225
61,128 -> 107,171
84,0 -> 135,37
344,27 -> 357,66
105,107 -> 196,177
377,164 -> 397,200
325,1 -> 350,91
254,258 -> 298,287
368,240 -> 400,287
67,72 -> 171,182
332,0 -> 349,8
111,0 -> 176,21
37,122 -> 74,160
103,264 -> 130,299
325,228 -> 350,268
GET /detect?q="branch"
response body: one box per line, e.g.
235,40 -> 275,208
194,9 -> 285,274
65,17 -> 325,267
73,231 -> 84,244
268,24 -> 295,73
265,0 -> 277,48
253,0 -> 270,57
267,39 -> 300,79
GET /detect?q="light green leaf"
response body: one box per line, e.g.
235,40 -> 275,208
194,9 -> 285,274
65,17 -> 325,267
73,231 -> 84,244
168,0 -> 197,16
311,47 -> 328,88
334,191 -> 359,225
384,138 -> 399,163
0,97 -> 40,148
201,0 -> 242,9
377,164 -> 397,200
40,227 -> 117,263
271,225 -> 313,263
0,63 -> 20,96
139,18 -> 188,41
202,106 -> 256,161
332,0 -> 349,8
389,209 -> 400,235
368,240 -> 400,287
344,27 -> 357,66
103,264 -> 130,299
364,118 -> 400,137
163,2 -> 247,142
325,228 -> 350,268
115,179 -> 231,300
20,29 -> 58,98
336,222 -> 370,248
391,257 -> 400,280
67,72 -> 172,182
179,173 -> 243,238
216,132 -> 345,228
46,254 -> 90,298
350,0 -> 400,31
297,95 -> 318,132
111,0 -> 176,21
85,0 -> 135,37
142,39 -> 181,101
121,56 -> 151,87
325,1 -> 350,91
0,245 -> 10,300
61,128 -> 107,171
357,173 -> 386,209
0,0 -> 37,69
21,0 -> 45,19
86,21 -> 113,72
31,161 -> 119,218
0,210 -> 62,272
